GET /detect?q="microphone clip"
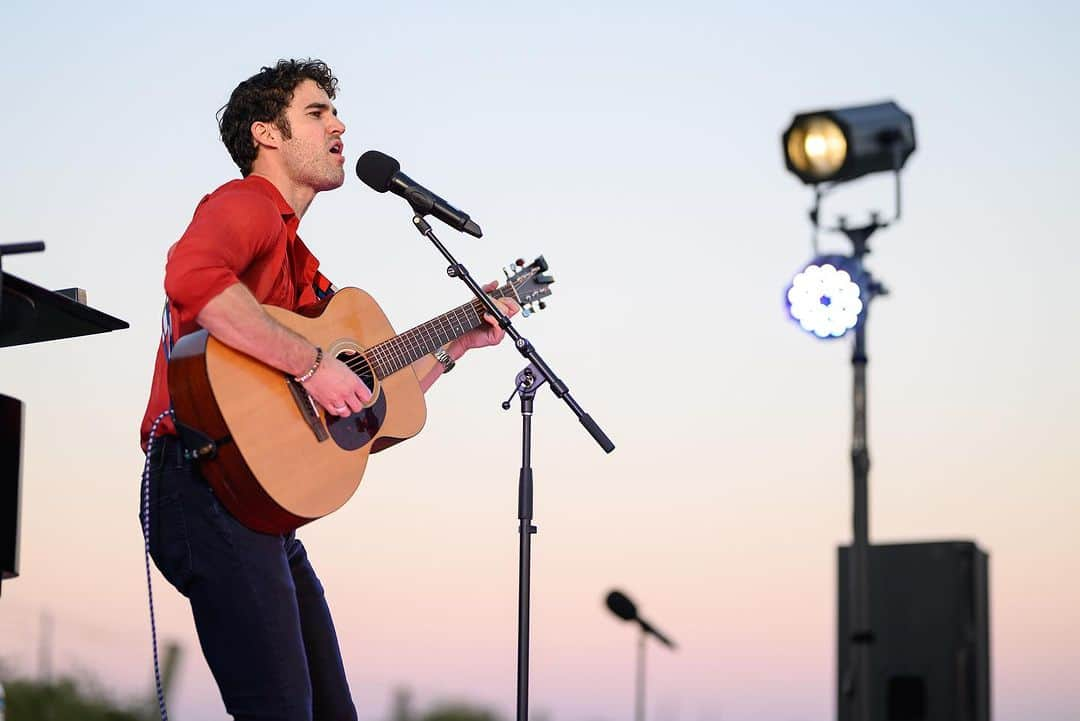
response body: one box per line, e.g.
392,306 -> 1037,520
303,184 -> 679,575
501,364 -> 547,411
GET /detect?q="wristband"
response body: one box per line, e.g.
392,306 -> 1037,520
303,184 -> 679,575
294,347 -> 324,383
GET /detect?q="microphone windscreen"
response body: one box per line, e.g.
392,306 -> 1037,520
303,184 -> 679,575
356,150 -> 400,192
605,590 -> 637,621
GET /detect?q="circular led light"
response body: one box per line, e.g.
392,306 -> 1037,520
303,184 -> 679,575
786,258 -> 865,338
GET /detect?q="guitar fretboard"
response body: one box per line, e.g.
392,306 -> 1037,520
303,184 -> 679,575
363,288 -> 514,379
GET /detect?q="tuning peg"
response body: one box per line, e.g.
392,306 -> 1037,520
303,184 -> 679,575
521,305 -> 532,318
536,274 -> 554,285
538,301 -> 546,310
515,258 -> 525,267
503,265 -> 515,277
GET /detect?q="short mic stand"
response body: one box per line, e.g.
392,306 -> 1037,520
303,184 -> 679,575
409,213 -> 614,721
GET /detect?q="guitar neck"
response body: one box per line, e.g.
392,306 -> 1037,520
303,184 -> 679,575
365,288 -> 514,379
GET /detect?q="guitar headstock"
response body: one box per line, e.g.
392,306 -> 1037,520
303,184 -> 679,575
501,255 -> 554,317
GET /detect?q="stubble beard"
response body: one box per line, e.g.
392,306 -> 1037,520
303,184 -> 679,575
286,142 -> 345,193
315,165 -> 346,192
299,159 -> 345,193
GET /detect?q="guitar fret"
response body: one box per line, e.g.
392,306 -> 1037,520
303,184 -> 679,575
408,327 -> 425,359
367,348 -> 382,377
366,290 -> 513,380
381,340 -> 397,376
404,330 -> 417,363
426,320 -> 440,352
418,322 -> 433,356
449,308 -> 462,338
395,332 -> 410,371
398,332 -> 412,370
374,352 -> 390,378
389,335 -> 405,375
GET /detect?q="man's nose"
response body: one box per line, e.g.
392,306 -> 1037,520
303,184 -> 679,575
329,116 -> 345,135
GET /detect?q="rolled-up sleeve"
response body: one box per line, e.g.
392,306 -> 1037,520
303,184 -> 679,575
164,190 -> 279,325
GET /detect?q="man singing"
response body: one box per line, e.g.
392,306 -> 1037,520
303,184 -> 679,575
139,59 -> 516,720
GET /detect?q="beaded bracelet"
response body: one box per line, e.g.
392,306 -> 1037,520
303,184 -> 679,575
294,347 -> 324,383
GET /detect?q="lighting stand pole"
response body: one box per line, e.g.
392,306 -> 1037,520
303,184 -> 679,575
635,628 -> 646,721
840,218 -> 887,721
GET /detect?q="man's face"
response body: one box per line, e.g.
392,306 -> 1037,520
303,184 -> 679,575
276,79 -> 346,192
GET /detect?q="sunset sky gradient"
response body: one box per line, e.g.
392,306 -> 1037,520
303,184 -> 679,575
1,2 -> 1078,720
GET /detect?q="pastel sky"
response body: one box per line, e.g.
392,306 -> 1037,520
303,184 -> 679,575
1,2 -> 1077,720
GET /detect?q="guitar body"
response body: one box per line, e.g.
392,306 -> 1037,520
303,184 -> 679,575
166,256 -> 554,534
168,287 -> 426,534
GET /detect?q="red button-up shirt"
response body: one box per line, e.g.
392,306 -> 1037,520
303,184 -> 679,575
140,175 -> 330,449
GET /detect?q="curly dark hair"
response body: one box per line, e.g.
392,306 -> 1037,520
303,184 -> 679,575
217,59 -> 339,176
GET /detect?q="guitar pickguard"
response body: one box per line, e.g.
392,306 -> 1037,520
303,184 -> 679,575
325,391 -> 387,450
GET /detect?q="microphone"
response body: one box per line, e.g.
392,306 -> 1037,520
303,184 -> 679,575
356,150 -> 482,238
605,590 -> 677,649
606,590 -> 637,621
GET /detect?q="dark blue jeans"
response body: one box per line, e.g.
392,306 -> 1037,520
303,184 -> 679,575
144,436 -> 357,721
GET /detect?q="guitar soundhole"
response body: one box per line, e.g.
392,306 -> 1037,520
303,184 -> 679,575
340,350 -> 375,391
325,350 -> 386,451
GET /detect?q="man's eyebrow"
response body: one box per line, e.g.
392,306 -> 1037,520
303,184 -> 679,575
304,102 -> 336,114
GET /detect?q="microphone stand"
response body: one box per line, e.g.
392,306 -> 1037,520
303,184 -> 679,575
504,364 -> 543,721
636,627 -> 646,721
409,214 -> 615,721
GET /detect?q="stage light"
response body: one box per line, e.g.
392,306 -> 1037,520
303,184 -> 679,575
779,99 -> 916,721
782,101 -> 916,184
785,255 -> 867,339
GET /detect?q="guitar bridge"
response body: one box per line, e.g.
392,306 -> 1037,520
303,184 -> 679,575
286,378 -> 330,443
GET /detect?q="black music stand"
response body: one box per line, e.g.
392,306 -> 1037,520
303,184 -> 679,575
1,242 -> 129,596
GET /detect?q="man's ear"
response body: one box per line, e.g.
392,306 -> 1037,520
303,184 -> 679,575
251,120 -> 282,150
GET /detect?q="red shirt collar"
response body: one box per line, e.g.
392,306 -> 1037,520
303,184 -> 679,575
244,174 -> 297,219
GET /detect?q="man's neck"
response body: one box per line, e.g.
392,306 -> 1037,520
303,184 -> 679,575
249,171 -> 316,219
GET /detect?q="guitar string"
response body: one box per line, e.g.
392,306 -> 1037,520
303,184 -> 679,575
339,288 -> 521,377
308,285 -> 527,410
359,302 -> 484,372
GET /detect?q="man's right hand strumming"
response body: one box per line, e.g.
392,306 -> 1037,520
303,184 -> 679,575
194,283 -> 371,419
301,352 -> 372,417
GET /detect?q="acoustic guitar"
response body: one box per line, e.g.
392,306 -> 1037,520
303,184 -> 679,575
167,256 -> 554,533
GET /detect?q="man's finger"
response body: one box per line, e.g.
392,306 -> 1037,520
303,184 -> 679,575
356,379 -> 372,402
325,399 -> 352,417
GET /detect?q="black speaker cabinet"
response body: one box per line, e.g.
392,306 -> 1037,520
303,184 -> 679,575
1,393 -> 23,589
838,541 -> 990,721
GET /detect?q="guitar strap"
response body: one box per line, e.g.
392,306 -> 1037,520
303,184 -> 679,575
312,270 -> 336,301
160,300 -> 175,362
